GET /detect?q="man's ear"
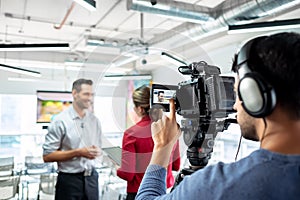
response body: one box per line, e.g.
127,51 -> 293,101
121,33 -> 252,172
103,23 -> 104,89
72,89 -> 77,97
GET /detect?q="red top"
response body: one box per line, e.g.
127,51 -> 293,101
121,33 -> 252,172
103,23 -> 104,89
117,115 -> 181,193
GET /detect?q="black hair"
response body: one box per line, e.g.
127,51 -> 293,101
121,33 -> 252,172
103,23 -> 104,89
158,91 -> 164,96
232,32 -> 300,119
72,79 -> 93,92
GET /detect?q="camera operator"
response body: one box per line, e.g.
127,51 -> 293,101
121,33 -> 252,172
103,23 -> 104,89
136,32 -> 300,200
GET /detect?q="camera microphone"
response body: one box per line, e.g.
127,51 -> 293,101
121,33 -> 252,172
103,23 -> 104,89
81,123 -> 84,128
178,66 -> 192,75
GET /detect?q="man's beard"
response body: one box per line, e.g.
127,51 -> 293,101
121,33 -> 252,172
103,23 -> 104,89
238,111 -> 259,141
77,100 -> 90,110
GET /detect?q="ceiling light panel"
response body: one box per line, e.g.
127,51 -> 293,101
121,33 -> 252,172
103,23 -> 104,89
0,63 -> 41,77
0,43 -> 70,51
228,18 -> 300,34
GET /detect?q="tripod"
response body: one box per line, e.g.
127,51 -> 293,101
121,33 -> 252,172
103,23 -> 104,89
171,117 -> 236,191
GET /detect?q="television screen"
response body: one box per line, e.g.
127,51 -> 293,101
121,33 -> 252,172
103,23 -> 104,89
37,91 -> 73,123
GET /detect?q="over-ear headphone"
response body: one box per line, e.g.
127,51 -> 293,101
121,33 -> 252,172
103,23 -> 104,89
236,36 -> 276,118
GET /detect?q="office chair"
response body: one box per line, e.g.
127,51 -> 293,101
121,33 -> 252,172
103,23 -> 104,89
37,173 -> 57,200
0,157 -> 14,177
0,175 -> 20,200
0,157 -> 20,199
22,156 -> 55,200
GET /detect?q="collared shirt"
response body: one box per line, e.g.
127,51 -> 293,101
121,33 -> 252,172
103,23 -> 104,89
43,105 -> 102,173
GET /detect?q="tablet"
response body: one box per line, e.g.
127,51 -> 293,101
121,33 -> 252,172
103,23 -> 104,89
102,146 -> 122,166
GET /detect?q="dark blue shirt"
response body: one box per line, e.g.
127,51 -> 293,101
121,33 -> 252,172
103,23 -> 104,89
137,149 -> 300,200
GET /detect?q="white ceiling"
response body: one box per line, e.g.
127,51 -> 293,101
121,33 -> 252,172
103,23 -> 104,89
0,0 -> 300,93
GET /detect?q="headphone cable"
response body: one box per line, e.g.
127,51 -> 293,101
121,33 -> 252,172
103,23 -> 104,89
260,118 -> 267,148
235,134 -> 242,161
235,117 -> 267,161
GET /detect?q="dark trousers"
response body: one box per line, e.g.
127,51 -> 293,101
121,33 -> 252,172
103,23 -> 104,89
55,168 -> 99,200
126,192 -> 137,200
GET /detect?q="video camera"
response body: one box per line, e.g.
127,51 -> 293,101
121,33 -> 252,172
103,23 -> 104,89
151,62 -> 235,116
151,61 -> 236,187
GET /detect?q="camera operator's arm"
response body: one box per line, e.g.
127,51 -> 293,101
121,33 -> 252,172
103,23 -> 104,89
150,99 -> 181,168
136,99 -> 181,200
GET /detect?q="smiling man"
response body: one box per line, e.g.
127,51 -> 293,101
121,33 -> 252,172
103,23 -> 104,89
43,78 -> 102,200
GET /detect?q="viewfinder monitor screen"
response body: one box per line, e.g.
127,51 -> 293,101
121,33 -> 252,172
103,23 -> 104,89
150,84 -> 177,112
37,91 -> 72,123
152,88 -> 176,104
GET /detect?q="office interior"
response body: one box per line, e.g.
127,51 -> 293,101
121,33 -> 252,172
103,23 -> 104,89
0,0 -> 299,199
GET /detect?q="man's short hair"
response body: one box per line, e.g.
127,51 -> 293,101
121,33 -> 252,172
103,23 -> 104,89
158,91 -> 164,96
232,32 -> 300,119
72,79 -> 93,92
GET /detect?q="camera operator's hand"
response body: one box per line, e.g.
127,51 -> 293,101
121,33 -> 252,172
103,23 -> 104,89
150,99 -> 181,168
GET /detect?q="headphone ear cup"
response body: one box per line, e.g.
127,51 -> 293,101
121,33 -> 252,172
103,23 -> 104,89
238,73 -> 276,117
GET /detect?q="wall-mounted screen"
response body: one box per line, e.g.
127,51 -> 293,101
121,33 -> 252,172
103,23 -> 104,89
36,91 -> 72,123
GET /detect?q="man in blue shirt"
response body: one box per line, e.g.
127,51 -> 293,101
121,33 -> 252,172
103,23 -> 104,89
43,78 -> 102,200
136,32 -> 300,199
